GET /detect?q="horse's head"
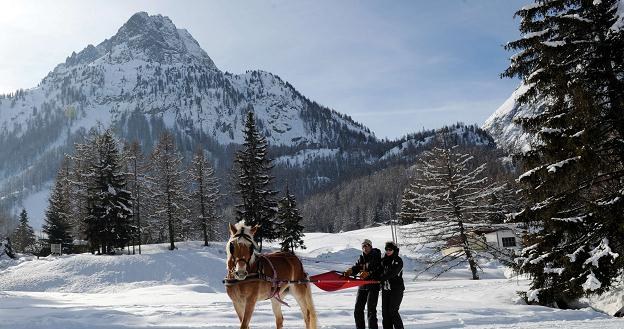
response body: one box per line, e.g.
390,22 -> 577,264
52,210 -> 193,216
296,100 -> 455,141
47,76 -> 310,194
226,222 -> 260,280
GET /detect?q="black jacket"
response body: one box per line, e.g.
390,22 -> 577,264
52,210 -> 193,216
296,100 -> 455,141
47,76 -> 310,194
350,248 -> 382,290
380,249 -> 404,291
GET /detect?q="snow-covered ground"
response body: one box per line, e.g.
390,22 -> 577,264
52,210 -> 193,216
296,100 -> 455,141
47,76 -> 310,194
1,225 -> 622,328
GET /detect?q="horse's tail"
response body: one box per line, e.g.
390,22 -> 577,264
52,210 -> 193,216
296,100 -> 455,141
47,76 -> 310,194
304,283 -> 318,329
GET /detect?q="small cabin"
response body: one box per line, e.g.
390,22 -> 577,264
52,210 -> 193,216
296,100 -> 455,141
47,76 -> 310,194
482,228 -> 520,250
441,226 -> 521,256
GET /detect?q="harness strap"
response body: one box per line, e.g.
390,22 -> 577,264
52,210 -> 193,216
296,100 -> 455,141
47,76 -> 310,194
258,254 -> 290,307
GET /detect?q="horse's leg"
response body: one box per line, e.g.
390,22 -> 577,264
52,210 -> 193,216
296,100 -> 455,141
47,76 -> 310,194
240,296 -> 257,329
233,298 -> 245,323
291,283 -> 318,329
271,297 -> 284,329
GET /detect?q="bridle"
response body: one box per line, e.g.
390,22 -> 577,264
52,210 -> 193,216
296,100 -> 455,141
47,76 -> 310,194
228,230 -> 258,278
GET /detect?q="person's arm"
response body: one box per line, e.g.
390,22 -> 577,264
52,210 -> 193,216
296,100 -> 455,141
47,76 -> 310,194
346,255 -> 363,275
380,257 -> 403,281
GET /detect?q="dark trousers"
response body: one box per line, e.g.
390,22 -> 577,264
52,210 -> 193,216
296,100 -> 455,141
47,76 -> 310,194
381,289 -> 404,329
354,286 -> 380,329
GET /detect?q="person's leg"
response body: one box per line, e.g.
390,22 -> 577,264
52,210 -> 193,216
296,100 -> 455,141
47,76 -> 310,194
354,289 -> 368,329
366,286 -> 380,329
391,290 -> 404,329
381,290 -> 392,329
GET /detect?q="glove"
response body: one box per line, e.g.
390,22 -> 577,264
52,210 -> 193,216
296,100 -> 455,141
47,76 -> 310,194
344,268 -> 353,276
360,271 -> 370,279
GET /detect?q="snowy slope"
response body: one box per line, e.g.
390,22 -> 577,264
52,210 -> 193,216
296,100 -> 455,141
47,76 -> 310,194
482,84 -> 539,154
1,225 -> 622,328
0,12 -> 372,148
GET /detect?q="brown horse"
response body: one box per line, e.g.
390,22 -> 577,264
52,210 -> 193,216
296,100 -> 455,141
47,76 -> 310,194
225,222 -> 317,329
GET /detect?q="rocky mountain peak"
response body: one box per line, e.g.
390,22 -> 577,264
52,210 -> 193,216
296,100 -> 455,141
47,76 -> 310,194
64,12 -> 216,68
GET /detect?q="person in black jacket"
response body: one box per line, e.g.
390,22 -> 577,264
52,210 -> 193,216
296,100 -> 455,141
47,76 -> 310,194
380,241 -> 404,329
344,239 -> 382,329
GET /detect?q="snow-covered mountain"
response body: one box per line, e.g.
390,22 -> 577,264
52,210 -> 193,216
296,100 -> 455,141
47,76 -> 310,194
0,12 -> 375,212
482,84 -> 540,154
0,12 -> 500,228
380,123 -> 495,162
0,12 -> 372,148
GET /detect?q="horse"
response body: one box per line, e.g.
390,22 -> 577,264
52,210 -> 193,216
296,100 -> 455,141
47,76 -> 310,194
225,222 -> 317,329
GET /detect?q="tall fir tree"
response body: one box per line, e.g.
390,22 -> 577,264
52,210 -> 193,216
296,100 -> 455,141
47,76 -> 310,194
189,148 -> 220,246
276,186 -> 306,253
151,132 -> 189,250
400,139 -> 501,280
43,160 -> 73,247
503,0 -> 624,306
234,111 -> 278,251
84,129 -> 133,254
10,209 -> 36,253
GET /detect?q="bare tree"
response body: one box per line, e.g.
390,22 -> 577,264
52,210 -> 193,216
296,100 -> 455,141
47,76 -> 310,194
400,139 -> 501,280
188,148 -> 220,246
150,132 -> 189,250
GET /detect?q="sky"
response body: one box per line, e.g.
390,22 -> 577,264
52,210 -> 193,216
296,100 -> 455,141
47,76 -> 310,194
0,0 -> 527,140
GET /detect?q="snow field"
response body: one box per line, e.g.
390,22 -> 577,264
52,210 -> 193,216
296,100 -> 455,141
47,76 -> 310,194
1,226 -> 622,328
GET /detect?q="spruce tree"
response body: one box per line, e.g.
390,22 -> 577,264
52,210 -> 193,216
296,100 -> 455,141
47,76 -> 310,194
189,148 -> 220,246
400,139 -> 501,280
151,132 -> 189,251
503,0 -> 624,306
43,163 -> 73,247
234,111 -> 278,251
276,186 -> 306,253
10,209 -> 36,253
85,130 -> 133,254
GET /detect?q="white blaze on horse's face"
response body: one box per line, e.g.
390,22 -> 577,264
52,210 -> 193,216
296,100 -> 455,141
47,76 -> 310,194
227,222 -> 260,281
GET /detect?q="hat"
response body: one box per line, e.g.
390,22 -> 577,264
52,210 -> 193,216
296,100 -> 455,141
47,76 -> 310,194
361,239 -> 372,247
385,241 -> 398,251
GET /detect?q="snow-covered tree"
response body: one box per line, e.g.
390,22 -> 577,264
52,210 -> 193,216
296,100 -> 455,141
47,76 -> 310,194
151,132 -> 189,250
234,111 -> 278,250
400,140 -> 501,280
43,161 -> 73,247
83,129 -> 133,254
276,186 -> 306,253
504,0 -> 624,306
10,209 -> 36,253
189,148 -> 220,246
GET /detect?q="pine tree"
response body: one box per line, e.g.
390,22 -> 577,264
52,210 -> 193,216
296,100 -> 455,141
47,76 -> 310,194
151,132 -> 189,250
276,186 -> 306,253
189,148 -> 220,246
503,0 -> 624,306
10,209 -> 36,253
234,111 -> 278,250
84,130 -> 133,254
43,162 -> 73,247
400,139 -> 501,280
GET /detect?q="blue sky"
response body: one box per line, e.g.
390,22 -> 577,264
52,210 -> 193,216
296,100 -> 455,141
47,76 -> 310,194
0,0 -> 527,139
